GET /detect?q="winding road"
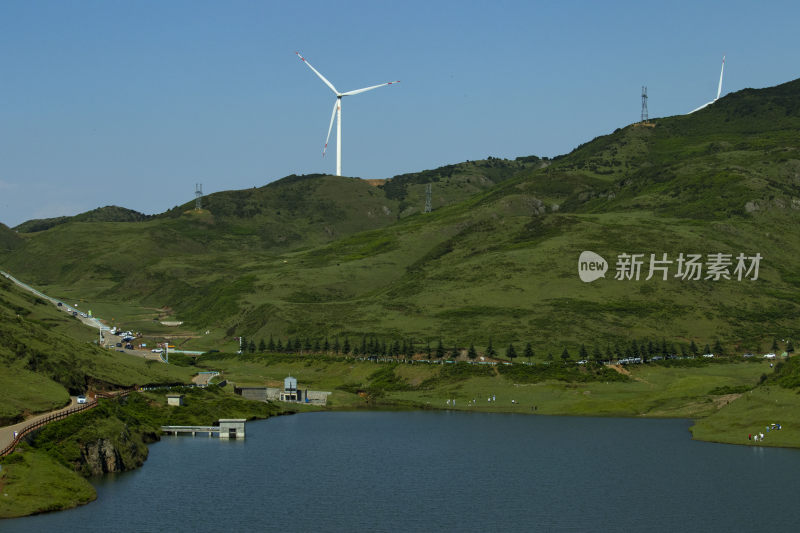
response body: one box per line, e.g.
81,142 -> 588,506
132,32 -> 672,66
1,270 -> 109,331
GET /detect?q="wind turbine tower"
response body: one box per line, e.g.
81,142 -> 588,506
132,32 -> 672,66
296,51 -> 399,177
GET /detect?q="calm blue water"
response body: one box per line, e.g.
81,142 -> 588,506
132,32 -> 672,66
5,411 -> 800,532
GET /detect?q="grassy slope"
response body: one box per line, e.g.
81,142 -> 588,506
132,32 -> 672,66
379,156 -> 545,215
0,224 -> 23,252
0,448 -> 96,518
0,79 -> 798,355
690,385 -> 800,446
691,354 -> 800,446
0,276 -> 194,424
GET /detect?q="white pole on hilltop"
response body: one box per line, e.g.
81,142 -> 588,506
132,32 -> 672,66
337,98 -> 342,176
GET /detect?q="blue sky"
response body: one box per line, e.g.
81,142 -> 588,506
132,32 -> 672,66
0,0 -> 798,227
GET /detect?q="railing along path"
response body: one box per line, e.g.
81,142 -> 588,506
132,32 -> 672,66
0,389 -> 133,457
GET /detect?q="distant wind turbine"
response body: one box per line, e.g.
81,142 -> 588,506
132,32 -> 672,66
688,55 -> 726,114
295,51 -> 399,177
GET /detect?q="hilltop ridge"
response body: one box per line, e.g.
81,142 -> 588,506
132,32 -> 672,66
14,206 -> 148,234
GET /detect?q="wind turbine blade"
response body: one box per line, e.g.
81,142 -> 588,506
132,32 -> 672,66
688,101 -> 713,114
340,81 -> 400,97
323,99 -> 338,157
295,51 -> 339,95
715,55 -> 725,100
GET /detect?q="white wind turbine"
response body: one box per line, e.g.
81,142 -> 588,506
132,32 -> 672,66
296,51 -> 399,176
688,55 -> 726,114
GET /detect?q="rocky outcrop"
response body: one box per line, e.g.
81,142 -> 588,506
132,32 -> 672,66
79,427 -> 149,476
81,439 -> 124,475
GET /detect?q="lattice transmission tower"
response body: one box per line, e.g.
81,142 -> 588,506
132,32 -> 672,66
641,86 -> 649,123
195,183 -> 203,210
424,183 -> 432,213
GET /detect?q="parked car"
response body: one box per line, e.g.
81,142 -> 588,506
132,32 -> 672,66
152,348 -> 163,353
76,395 -> 87,404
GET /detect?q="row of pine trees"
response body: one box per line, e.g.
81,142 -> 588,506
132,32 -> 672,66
236,335 -> 794,360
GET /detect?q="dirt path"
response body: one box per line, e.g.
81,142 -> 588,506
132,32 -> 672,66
192,372 -> 220,386
713,393 -> 743,409
606,363 -> 652,384
607,364 -> 631,376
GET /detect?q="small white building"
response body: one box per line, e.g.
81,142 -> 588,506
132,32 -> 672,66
280,376 -> 301,402
166,394 -> 184,406
219,419 -> 246,439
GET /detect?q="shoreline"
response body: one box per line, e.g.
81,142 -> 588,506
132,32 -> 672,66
324,401 -> 799,449
0,403 -> 790,521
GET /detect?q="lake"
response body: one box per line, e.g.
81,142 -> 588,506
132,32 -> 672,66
5,411 -> 800,532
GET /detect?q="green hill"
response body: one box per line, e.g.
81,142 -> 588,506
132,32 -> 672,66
1,78 -> 799,355
14,205 -> 148,234
0,275 -> 193,425
156,173 -> 402,248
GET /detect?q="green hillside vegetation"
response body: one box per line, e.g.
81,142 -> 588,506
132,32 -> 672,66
0,223 -> 22,252
1,78 -> 798,356
0,275 -> 194,425
13,205 -> 148,233
0,448 -> 96,518
380,155 -> 545,215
